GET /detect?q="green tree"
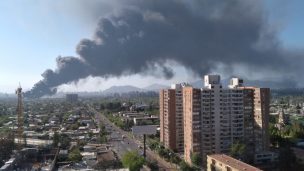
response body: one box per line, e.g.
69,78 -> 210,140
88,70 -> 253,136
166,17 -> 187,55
122,151 -> 145,171
191,152 -> 202,166
53,131 -> 60,147
269,123 -> 281,147
99,134 -> 107,143
68,148 -> 83,162
290,122 -> 304,139
88,131 -> 93,138
179,160 -> 195,171
58,133 -> 71,149
230,141 -> 246,160
146,160 -> 159,171
0,135 -> 14,166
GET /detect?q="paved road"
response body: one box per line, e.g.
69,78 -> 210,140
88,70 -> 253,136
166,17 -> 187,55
88,106 -> 178,170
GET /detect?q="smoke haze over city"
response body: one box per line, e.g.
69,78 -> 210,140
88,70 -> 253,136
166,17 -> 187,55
0,0 -> 303,97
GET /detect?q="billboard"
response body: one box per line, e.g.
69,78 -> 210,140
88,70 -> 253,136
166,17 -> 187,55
132,125 -> 157,135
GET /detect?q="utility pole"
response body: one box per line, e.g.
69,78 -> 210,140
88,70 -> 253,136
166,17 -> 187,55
16,84 -> 25,149
143,134 -> 146,159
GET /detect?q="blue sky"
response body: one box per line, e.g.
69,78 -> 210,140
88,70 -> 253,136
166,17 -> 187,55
264,0 -> 304,49
0,0 -> 303,93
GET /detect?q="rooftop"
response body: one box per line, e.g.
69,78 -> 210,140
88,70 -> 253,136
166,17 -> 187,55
208,154 -> 262,171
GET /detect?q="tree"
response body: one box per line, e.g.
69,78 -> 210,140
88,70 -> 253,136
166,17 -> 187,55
53,131 -> 60,147
68,148 -> 83,162
55,133 -> 71,149
290,122 -> 304,139
146,160 -> 159,171
88,131 -> 93,138
122,151 -> 145,171
179,160 -> 195,171
230,141 -> 246,160
0,135 -> 14,166
269,123 -> 281,146
191,152 -> 202,166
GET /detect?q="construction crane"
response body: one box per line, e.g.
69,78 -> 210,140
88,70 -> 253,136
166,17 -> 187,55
16,83 -> 25,149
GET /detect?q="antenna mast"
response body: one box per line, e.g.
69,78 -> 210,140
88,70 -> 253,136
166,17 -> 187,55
16,84 -> 25,149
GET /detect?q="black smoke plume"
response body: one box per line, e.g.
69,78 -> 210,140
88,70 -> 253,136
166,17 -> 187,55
25,0 -> 303,98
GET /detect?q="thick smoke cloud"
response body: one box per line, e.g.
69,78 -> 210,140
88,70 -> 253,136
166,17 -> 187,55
25,0 -> 303,98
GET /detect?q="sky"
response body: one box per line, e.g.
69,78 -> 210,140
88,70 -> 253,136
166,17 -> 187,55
0,0 -> 303,93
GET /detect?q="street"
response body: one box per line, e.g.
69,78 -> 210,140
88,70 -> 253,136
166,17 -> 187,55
88,105 -> 178,170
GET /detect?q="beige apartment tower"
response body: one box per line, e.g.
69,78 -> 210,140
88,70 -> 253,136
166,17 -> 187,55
200,75 -> 244,164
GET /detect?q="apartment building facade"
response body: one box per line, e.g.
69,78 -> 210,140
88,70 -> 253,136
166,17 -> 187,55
160,75 -> 270,166
160,83 -> 187,152
229,78 -> 270,157
200,75 -> 244,163
253,87 -> 270,153
183,87 -> 202,163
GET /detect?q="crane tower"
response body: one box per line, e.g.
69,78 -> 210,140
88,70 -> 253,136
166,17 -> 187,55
16,84 -> 25,148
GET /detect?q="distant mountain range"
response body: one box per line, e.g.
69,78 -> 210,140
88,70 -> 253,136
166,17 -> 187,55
101,79 -> 298,95
0,81 -> 301,98
143,84 -> 169,91
102,84 -> 169,95
102,85 -> 143,94
0,93 -> 16,99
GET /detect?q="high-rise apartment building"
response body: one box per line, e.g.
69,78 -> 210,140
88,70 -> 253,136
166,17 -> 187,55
160,75 -> 270,166
183,87 -> 202,163
182,75 -> 245,165
200,75 -> 244,164
241,87 -> 255,159
253,87 -> 270,153
231,79 -> 270,159
160,83 -> 188,152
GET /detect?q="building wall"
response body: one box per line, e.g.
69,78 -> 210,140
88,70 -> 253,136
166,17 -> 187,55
242,88 -> 255,161
237,86 -> 270,157
207,156 -> 236,171
183,87 -> 202,164
253,88 -> 270,152
160,75 -> 270,167
160,90 -> 164,144
174,85 -> 184,152
159,89 -> 177,150
201,85 -> 244,163
207,154 -> 262,171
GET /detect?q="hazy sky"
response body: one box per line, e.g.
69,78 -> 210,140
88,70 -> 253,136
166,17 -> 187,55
0,0 -> 303,93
